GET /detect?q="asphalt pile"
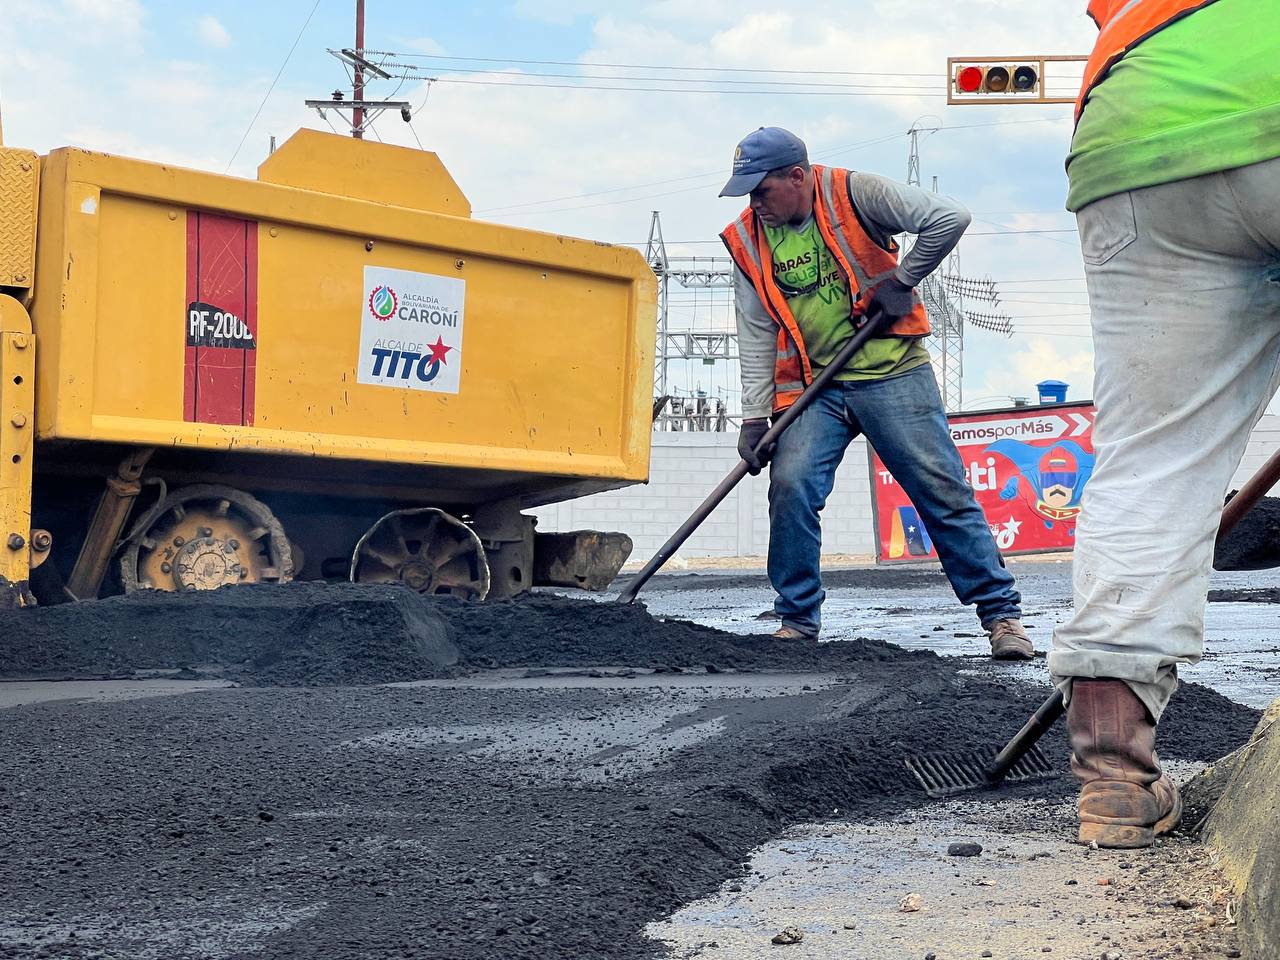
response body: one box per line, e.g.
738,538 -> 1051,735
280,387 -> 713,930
0,580 -> 1261,959
0,582 -> 926,685
0,664 -> 1254,960
1215,493 -> 1280,570
0,582 -> 460,685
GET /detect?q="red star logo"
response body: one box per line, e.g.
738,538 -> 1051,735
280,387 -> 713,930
427,336 -> 452,366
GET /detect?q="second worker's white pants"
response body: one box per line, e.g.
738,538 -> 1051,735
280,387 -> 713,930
1050,156 -> 1280,721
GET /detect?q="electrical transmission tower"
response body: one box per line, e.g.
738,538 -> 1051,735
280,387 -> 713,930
645,211 -> 670,399
904,125 -> 965,410
646,213 -> 737,431
904,125 -> 1013,410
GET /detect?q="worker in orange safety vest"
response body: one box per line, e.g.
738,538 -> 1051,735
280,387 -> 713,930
719,127 -> 1032,660
1053,0 -> 1280,848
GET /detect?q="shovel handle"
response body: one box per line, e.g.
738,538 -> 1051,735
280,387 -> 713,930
616,307 -> 890,603
1217,445 -> 1280,545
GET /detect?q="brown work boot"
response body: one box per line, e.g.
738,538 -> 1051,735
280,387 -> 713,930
771,625 -> 812,640
988,619 -> 1034,660
1068,678 -> 1182,849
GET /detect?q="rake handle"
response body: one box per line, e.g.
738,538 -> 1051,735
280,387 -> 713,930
983,688 -> 1066,785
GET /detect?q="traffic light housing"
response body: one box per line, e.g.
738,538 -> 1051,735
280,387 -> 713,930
947,56 -> 1083,105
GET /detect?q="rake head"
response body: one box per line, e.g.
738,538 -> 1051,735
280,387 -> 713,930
905,743 -> 1058,799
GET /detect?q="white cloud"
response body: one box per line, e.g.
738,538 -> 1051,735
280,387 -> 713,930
969,335 -> 1095,406
510,0 -> 601,25
402,36 -> 447,56
197,14 -> 231,49
65,0 -> 143,35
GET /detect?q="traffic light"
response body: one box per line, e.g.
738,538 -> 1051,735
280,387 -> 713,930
953,62 -> 1037,96
946,56 -> 1082,105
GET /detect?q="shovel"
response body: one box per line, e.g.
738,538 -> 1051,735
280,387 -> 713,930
908,442 -> 1280,798
616,307 -> 890,604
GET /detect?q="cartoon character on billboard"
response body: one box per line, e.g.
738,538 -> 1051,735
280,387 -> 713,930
989,440 -> 1095,533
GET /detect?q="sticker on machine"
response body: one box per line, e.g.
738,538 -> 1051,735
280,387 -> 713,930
357,265 -> 466,394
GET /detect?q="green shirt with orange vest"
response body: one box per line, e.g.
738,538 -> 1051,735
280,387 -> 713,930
1067,0 -> 1280,212
734,172 -> 968,419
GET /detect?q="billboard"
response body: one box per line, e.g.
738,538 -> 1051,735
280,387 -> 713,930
870,401 -> 1096,563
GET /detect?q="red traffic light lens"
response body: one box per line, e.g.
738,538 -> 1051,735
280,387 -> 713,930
1012,65 -> 1038,92
986,66 -> 1011,92
956,66 -> 983,93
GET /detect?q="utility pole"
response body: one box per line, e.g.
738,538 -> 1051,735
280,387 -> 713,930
305,2 -> 411,138
352,0 -> 365,139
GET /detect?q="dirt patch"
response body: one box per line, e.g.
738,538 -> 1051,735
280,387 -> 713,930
652,800 -> 1242,959
1214,493 -> 1280,570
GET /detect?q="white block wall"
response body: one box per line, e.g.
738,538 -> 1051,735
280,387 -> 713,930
1232,414 -> 1280,496
533,414 -> 1280,559
533,431 -> 875,558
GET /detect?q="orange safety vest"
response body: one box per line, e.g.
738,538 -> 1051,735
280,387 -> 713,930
720,164 -> 930,414
1076,0 -> 1222,121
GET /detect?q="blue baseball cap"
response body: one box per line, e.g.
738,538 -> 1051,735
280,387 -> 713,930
719,127 -> 808,197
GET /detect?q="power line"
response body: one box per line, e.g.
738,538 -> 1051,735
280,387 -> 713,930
482,132 -> 908,218
474,116 -> 1070,216
226,0 -> 322,172
1011,331 -> 1093,339
972,215 -> 1080,246
369,50 -> 944,78
966,228 -> 1079,236
991,276 -> 1086,284
971,209 -> 1075,217
1001,296 -> 1091,305
476,132 -> 905,215
429,77 -> 945,97
1009,315 -> 1094,322
379,63 -> 939,91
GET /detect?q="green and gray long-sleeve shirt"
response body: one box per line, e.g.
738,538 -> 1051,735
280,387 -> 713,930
734,171 -> 970,420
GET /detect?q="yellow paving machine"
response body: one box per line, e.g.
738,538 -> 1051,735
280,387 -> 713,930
0,129 -> 656,606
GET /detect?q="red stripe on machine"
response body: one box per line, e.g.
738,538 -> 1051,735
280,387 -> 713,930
184,211 -> 258,426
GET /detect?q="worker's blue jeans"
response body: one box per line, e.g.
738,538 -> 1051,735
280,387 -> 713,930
767,363 -> 1021,637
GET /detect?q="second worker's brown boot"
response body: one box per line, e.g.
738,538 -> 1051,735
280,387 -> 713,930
1067,678 -> 1182,849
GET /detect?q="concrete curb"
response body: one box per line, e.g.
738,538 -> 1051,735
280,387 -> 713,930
1205,697 -> 1280,957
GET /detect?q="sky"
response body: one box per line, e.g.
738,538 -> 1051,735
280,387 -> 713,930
0,0 -> 1104,410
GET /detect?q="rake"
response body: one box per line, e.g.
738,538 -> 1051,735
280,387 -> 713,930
906,688 -> 1064,798
906,442 -> 1280,797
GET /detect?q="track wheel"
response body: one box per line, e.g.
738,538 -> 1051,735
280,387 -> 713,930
120,484 -> 294,593
350,508 -> 490,600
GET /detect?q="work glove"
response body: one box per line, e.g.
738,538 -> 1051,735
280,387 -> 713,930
737,418 -> 774,476
866,276 -> 916,322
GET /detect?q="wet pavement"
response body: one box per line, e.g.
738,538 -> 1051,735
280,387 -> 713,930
639,560 -> 1280,709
